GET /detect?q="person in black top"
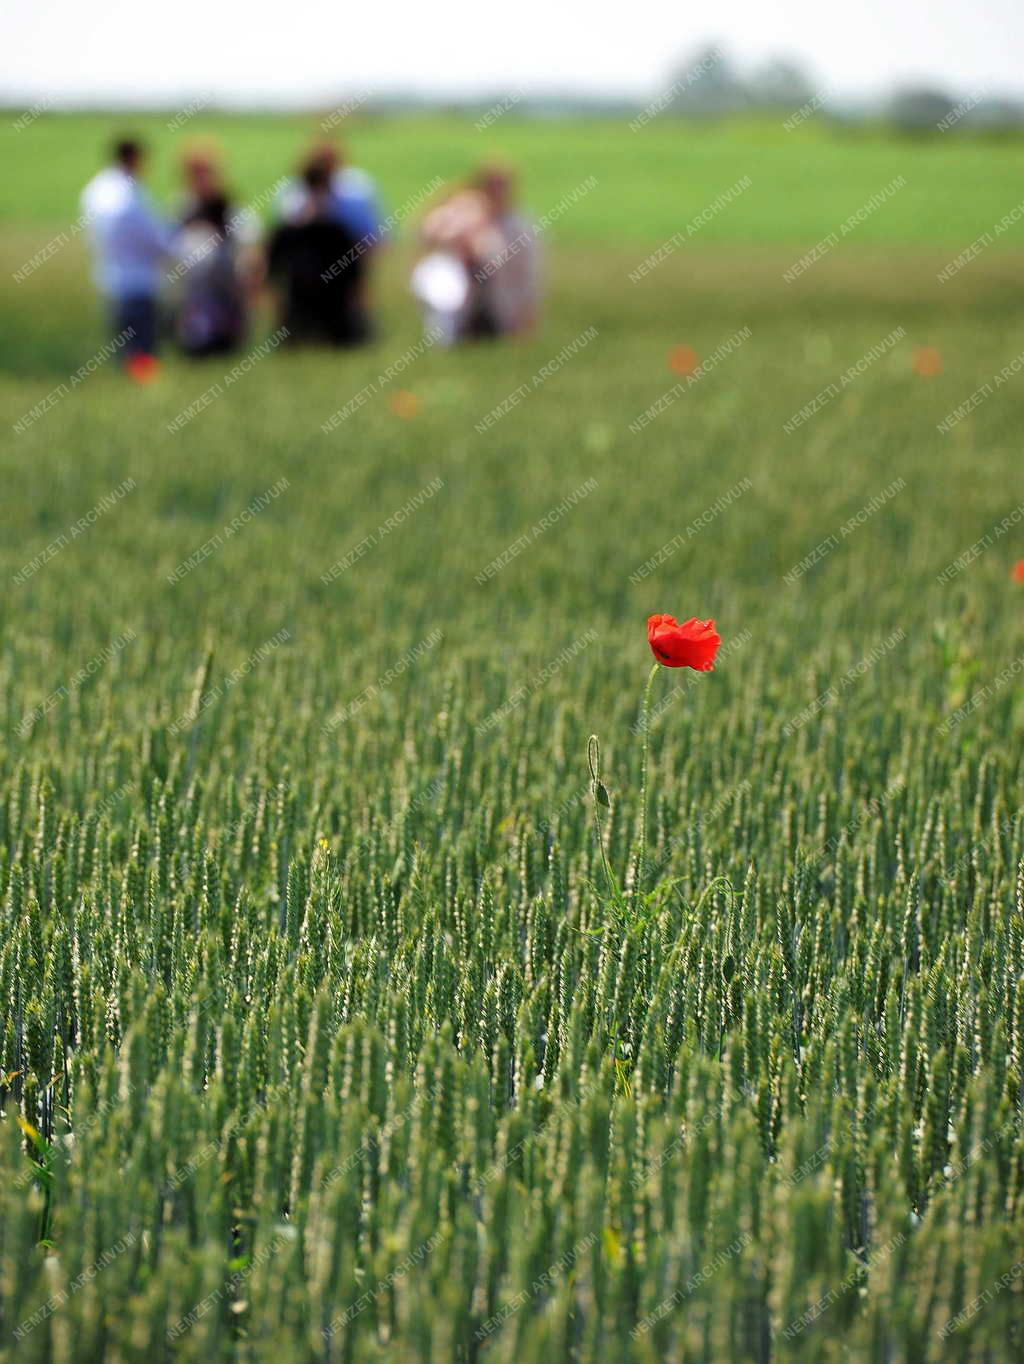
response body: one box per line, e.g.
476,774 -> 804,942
267,162 -> 370,346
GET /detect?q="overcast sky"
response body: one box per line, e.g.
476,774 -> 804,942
3,0 -> 1021,105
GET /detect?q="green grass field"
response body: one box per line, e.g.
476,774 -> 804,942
1,113 -> 1024,1361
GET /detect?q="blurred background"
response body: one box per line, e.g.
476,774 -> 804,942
4,0 -> 1023,112
0,0 -> 1021,669
2,0 -> 1023,373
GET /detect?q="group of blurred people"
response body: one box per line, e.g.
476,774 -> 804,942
80,135 -> 540,379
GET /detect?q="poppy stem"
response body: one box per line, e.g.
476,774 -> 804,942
636,661 -> 660,905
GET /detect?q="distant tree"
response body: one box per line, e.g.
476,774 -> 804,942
665,44 -> 747,117
746,58 -> 816,110
887,85 -> 956,132
962,97 -> 1024,132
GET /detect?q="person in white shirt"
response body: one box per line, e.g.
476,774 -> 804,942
80,138 -> 172,366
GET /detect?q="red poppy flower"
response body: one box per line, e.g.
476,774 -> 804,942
647,614 -> 721,670
912,346 -> 942,378
668,345 -> 699,376
389,389 -> 421,420
125,354 -> 161,385
1012,560 -> 1024,583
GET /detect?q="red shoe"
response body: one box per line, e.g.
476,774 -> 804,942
125,354 -> 161,384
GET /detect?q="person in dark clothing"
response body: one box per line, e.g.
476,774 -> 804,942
173,194 -> 249,357
267,163 -> 370,346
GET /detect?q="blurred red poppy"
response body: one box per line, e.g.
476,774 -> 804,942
1012,560 -> 1024,583
125,354 -> 161,385
668,345 -> 699,376
912,346 -> 942,378
389,389 -> 421,420
647,614 -> 721,670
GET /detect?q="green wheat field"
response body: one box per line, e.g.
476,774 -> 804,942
1,112 -> 1024,1361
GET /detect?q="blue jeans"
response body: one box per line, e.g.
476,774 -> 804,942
114,294 -> 158,357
